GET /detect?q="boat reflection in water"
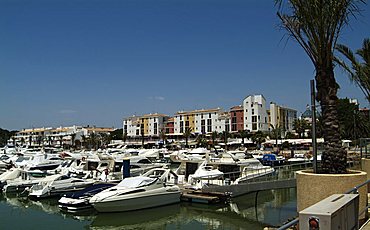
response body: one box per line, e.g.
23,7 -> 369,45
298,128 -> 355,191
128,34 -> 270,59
226,188 -> 297,227
90,203 -> 181,230
0,188 -> 297,229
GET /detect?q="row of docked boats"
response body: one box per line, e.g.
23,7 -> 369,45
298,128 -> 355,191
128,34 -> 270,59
0,145 -> 298,213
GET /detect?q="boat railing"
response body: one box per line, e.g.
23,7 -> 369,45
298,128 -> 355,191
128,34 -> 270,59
277,179 -> 370,230
199,162 -> 313,186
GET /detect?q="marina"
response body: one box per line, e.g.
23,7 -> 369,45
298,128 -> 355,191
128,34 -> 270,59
0,188 -> 298,229
0,144 -> 314,229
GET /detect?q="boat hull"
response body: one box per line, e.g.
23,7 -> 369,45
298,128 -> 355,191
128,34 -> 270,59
58,197 -> 92,212
91,189 -> 181,212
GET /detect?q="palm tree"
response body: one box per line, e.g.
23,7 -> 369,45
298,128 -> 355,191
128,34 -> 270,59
123,132 -> 127,143
159,129 -> 167,146
221,131 -> 229,151
141,130 -> 145,148
238,130 -> 249,147
276,0 -> 364,173
336,38 -> 370,103
70,133 -> 76,149
183,127 -> 193,148
81,135 -> 87,149
293,119 -> 309,138
99,133 -> 111,147
196,134 -> 208,148
20,137 -> 25,147
251,131 -> 266,149
89,132 -> 98,150
270,124 -> 282,147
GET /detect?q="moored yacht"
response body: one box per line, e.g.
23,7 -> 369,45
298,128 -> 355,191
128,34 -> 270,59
89,168 -> 181,212
58,183 -> 116,212
28,174 -> 94,199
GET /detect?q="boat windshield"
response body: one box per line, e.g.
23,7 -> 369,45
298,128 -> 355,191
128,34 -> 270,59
117,176 -> 156,188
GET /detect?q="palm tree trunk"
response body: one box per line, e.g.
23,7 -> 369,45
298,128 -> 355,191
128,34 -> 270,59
316,67 -> 347,173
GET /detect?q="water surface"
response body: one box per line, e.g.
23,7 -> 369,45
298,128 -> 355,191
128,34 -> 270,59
0,188 -> 297,230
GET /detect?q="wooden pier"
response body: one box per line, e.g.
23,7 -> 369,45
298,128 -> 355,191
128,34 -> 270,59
180,189 -> 230,204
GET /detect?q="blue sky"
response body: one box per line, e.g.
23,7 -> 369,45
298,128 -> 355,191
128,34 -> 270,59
1,0 -> 369,130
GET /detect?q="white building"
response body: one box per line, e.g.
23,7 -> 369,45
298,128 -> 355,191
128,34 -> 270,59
123,113 -> 169,137
174,108 -> 229,135
243,95 -> 269,132
12,125 -> 114,147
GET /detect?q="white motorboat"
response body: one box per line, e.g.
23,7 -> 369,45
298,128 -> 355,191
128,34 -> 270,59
28,174 -> 94,199
0,168 -> 23,189
89,168 -> 181,212
188,161 -> 224,181
234,161 -> 275,184
2,169 -> 51,193
58,183 -> 116,212
287,153 -> 310,164
169,148 -> 209,163
128,156 -> 169,177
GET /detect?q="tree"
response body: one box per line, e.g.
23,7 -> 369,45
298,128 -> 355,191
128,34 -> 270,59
336,38 -> 370,103
141,131 -> 145,148
183,127 -> 193,148
251,131 -> 266,149
238,130 -> 250,147
276,0 -> 364,173
270,124 -> 282,147
211,131 -> 218,149
20,137 -> 25,147
99,133 -> 111,147
159,129 -> 167,146
70,133 -> 76,148
89,132 -> 98,150
81,135 -> 87,149
337,98 -> 370,140
196,134 -> 208,148
110,128 -> 123,140
0,129 -> 10,146
123,132 -> 127,143
221,131 -> 230,151
293,119 -> 310,138
285,131 -> 295,139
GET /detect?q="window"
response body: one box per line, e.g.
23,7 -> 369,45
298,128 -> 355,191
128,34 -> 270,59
252,123 -> 257,130
209,113 -> 211,118
252,116 -> 257,122
154,123 -> 158,135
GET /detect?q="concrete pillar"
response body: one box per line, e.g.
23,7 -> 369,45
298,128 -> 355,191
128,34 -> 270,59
361,158 -> 370,191
296,170 -> 367,219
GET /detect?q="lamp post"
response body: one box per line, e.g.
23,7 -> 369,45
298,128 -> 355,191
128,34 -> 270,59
311,80 -> 318,173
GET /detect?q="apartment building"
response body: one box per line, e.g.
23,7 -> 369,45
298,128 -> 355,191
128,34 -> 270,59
174,108 -> 229,135
230,105 -> 244,133
123,113 -> 169,137
269,102 -> 297,132
243,95 -> 269,132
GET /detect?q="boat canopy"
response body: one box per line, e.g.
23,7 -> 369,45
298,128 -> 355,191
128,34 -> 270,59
117,176 -> 156,188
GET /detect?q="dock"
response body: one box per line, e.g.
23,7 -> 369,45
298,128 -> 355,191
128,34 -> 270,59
180,189 -> 230,204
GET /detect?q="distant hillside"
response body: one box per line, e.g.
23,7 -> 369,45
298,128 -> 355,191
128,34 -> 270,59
0,128 -> 18,147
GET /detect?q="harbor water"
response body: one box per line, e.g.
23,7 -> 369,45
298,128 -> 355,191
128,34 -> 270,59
0,188 -> 297,230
